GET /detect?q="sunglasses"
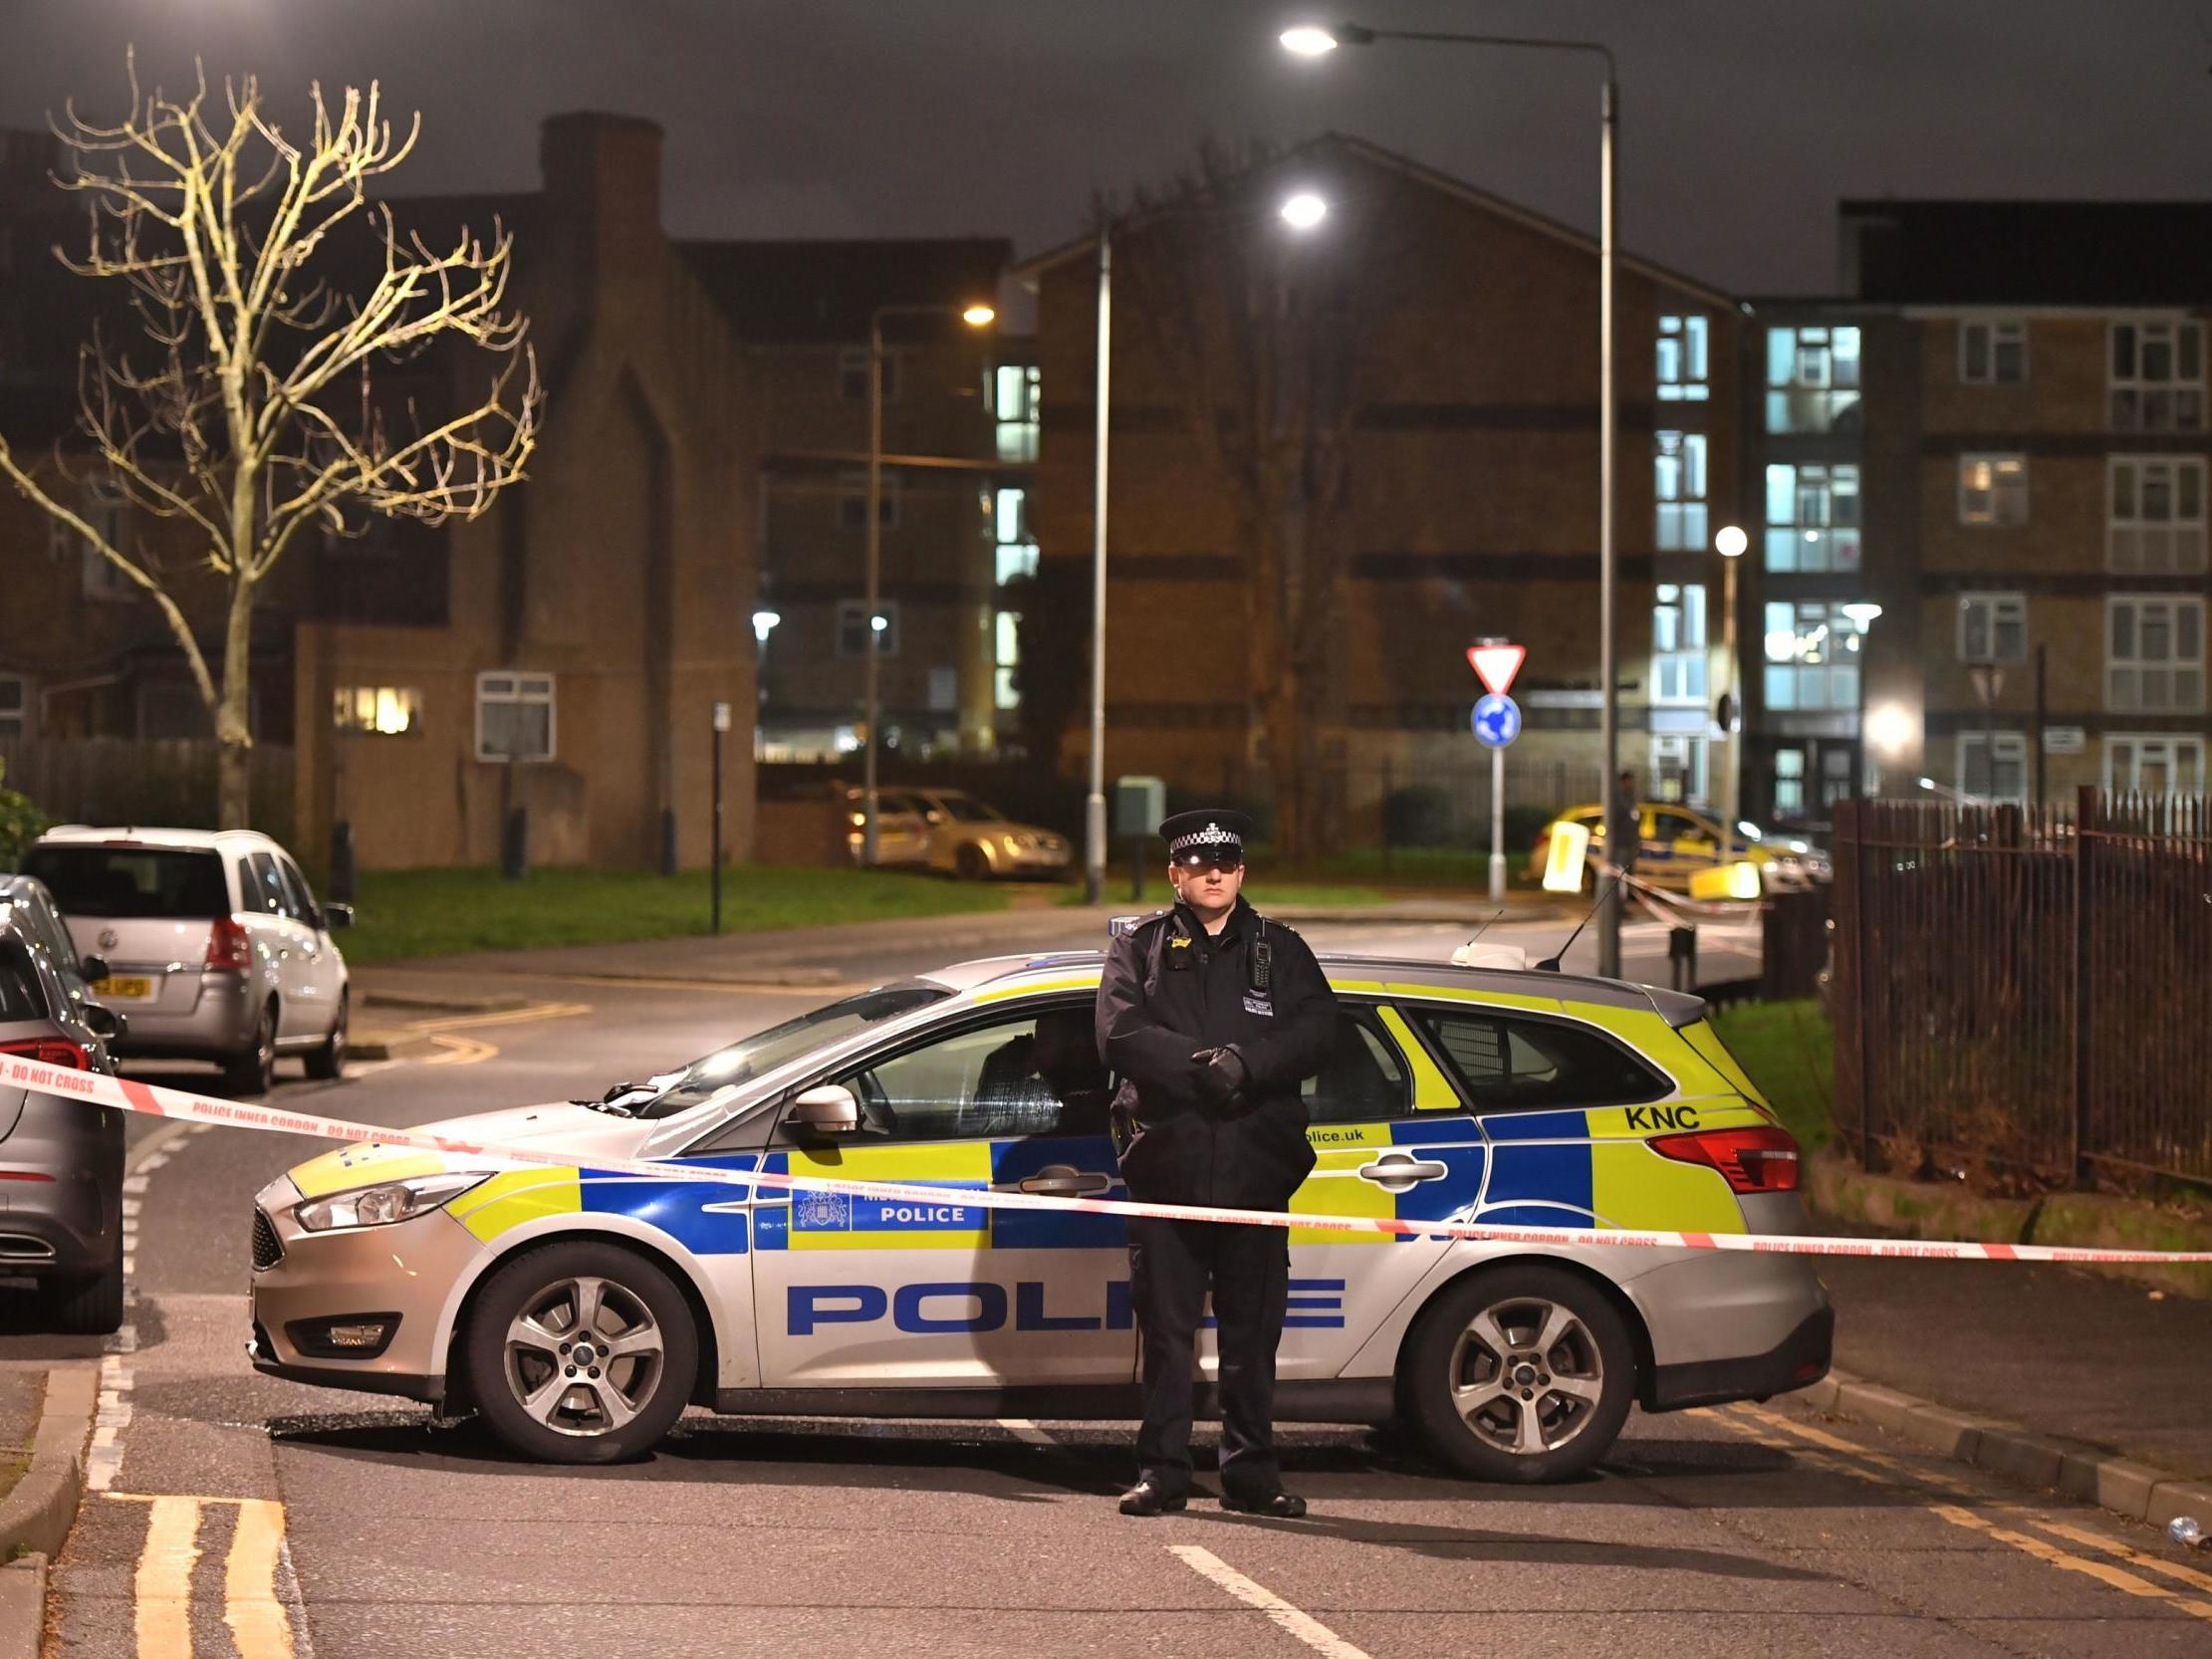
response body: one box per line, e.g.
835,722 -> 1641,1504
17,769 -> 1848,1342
1175,850 -> 1245,873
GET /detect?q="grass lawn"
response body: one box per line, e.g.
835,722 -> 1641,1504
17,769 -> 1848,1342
340,864 -> 1011,963
1711,998 -> 1836,1154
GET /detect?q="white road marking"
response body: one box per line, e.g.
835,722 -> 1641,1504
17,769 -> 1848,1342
994,1417 -> 1056,1446
89,1118 -> 194,1492
1169,1544 -> 1376,1659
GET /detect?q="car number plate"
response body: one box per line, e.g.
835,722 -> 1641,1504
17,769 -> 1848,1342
94,976 -> 153,1000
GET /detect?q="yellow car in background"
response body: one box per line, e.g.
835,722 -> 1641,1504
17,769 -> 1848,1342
1529,803 -> 1831,895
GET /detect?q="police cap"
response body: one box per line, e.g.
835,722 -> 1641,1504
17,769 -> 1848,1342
1159,808 -> 1252,869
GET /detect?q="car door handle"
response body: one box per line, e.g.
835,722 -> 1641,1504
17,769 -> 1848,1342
1357,1153 -> 1449,1191
1004,1168 -> 1112,1197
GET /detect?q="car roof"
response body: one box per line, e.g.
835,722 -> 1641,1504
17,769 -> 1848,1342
919,949 -> 1705,1027
35,825 -> 270,850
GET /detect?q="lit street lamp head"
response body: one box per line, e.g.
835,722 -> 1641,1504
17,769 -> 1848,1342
1714,524 -> 1748,559
961,303 -> 996,327
1279,23 -> 1376,56
1279,191 -> 1329,231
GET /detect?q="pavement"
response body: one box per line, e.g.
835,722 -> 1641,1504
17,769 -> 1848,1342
4,905 -> 2210,1654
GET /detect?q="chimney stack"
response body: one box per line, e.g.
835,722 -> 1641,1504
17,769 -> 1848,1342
540,113 -> 665,291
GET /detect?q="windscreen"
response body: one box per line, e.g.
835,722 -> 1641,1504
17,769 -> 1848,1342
937,795 -> 999,823
621,983 -> 950,1118
23,846 -> 230,919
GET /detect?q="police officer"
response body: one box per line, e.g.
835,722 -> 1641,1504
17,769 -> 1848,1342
1096,809 -> 1337,1518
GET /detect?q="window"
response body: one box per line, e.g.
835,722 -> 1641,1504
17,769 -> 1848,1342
1763,601 -> 1868,712
1957,733 -> 2029,804
2106,597 -> 2204,713
993,609 -> 1020,711
1304,1011 -> 1412,1124
2105,735 -> 2205,795
993,486 -> 1038,585
838,471 -> 900,530
1410,1008 -> 1665,1112
53,480 -> 134,601
277,857 -> 323,927
1959,454 -> 2029,526
245,851 -> 297,919
1650,583 -> 1707,705
1650,734 -> 1708,806
1653,430 -> 1707,551
1773,748 -> 1807,817
475,671 -> 556,762
1957,593 -> 2027,664
22,846 -> 228,920
1765,325 -> 1861,433
992,363 -> 1041,463
0,673 -> 25,740
333,685 -> 422,736
2109,457 -> 2206,574
838,347 -> 897,403
837,598 -> 900,659
827,1006 -> 1110,1141
2109,321 -> 2204,432
1656,314 -> 1709,402
926,666 -> 959,713
1763,463 -> 1860,572
1959,320 -> 2027,384
0,942 -> 46,1024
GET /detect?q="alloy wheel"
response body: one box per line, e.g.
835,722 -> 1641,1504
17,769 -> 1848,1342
502,1275 -> 665,1437
1446,1296 -> 1607,1457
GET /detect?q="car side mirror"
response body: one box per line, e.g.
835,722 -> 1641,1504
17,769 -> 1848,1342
786,1082 -> 860,1136
84,1003 -> 127,1044
322,903 -> 355,930
80,955 -> 111,983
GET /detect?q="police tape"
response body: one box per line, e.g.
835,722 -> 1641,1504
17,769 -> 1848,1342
7,1050 -> 2212,1267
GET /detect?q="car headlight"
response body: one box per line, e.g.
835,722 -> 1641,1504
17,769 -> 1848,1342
294,1171 -> 491,1233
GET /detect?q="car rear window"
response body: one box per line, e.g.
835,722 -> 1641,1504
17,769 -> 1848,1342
1409,1007 -> 1668,1111
0,939 -> 49,1021
22,846 -> 231,920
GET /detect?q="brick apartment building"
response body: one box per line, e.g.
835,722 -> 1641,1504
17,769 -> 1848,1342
1020,134 -> 1741,834
679,238 -> 1033,762
1740,202 -> 2212,822
0,115 -> 761,870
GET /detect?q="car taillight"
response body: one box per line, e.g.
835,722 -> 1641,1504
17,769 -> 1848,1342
0,1039 -> 92,1069
1648,1124 -> 1802,1194
205,915 -> 253,971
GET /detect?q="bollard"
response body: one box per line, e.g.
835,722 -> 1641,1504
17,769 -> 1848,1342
328,820 -> 356,904
501,806 -> 528,880
1667,924 -> 1697,994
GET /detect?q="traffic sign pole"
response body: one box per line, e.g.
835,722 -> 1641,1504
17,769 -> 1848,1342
1490,743 -> 1506,901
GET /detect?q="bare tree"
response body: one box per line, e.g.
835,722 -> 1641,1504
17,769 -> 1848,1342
0,54 -> 540,828
1107,141 -> 1413,862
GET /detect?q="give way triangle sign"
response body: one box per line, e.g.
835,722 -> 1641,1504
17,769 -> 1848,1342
1466,642 -> 1527,698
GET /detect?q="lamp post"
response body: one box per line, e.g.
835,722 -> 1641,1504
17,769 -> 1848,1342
1082,190 -> 1331,902
1284,20 -> 1620,972
861,300 -> 995,866
1714,524 -> 1746,849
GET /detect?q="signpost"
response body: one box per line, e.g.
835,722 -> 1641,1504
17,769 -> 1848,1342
1467,642 -> 1527,902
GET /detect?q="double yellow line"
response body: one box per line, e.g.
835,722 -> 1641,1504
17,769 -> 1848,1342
1716,1403 -> 2212,1622
399,999 -> 593,1067
109,1492 -> 293,1658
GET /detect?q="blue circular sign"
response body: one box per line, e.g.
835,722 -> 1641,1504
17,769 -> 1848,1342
1472,693 -> 1521,749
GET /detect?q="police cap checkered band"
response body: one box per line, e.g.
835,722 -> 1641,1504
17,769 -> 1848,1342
1170,823 -> 1239,854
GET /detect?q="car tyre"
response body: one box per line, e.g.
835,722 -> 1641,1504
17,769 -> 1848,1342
224,1001 -> 278,1094
40,1222 -> 125,1336
464,1241 -> 698,1465
954,842 -> 992,881
305,991 -> 347,1080
1400,1264 -> 1636,1484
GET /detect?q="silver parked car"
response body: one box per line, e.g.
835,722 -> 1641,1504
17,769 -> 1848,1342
25,827 -> 354,1094
905,789 -> 1073,880
0,873 -> 127,1333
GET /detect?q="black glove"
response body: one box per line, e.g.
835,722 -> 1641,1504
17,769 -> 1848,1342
1191,1045 -> 1249,1104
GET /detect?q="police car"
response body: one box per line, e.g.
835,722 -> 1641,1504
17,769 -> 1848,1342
246,950 -> 1832,1482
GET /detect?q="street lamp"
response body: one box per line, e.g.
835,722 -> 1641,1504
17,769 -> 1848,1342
1713,524 -> 1746,852
1285,19 -> 1620,973
1082,191 -> 1329,902
860,299 -> 995,866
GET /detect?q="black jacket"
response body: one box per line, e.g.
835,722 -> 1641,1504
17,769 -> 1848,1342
1096,897 -> 1337,1209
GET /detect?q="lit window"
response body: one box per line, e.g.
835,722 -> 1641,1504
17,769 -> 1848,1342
475,672 -> 555,763
1649,734 -> 1707,806
2109,456 -> 2206,574
837,598 -> 899,659
2109,321 -> 2204,433
2105,735 -> 2205,795
333,685 -> 423,736
1956,593 -> 2027,665
0,673 -> 25,740
993,609 -> 1020,711
1762,600 -> 1868,712
1763,463 -> 1860,572
993,486 -> 1039,585
1764,325 -> 1860,433
1773,748 -> 1807,817
839,347 -> 897,403
993,363 -> 1041,463
1957,734 -> 2029,804
1959,320 -> 2027,384
2106,596 -> 2204,713
1656,314 -> 1709,402
838,470 -> 900,530
1651,583 -> 1707,705
1653,431 -> 1707,551
1958,454 -> 2028,527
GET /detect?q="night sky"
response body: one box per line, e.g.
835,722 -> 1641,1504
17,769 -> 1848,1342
2,1 -> 2208,297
